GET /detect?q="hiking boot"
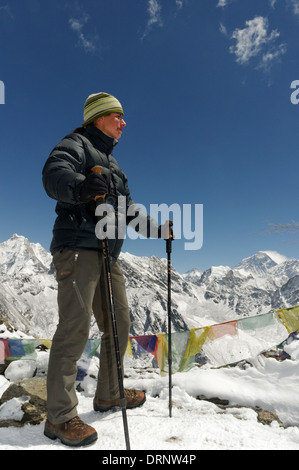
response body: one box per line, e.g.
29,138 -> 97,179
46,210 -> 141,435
93,389 -> 146,412
44,416 -> 97,447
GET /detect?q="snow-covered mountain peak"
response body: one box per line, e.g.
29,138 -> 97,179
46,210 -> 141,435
232,251 -> 299,288
260,251 -> 289,265
199,265 -> 231,284
0,234 -> 51,276
182,268 -> 203,285
234,251 -> 287,277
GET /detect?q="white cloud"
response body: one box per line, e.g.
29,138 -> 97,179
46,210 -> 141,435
141,0 -> 185,39
271,0 -> 299,14
217,0 -> 239,9
290,0 -> 299,15
266,0 -> 299,15
229,16 -> 286,68
219,23 -> 228,36
142,0 -> 163,39
0,5 -> 13,19
217,0 -> 229,7
69,15 -> 97,53
147,0 -> 162,28
259,43 -> 287,70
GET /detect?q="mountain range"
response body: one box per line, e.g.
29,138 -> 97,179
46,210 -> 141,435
0,234 -> 298,339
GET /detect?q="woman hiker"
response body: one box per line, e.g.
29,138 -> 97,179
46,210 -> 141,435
42,92 -> 172,447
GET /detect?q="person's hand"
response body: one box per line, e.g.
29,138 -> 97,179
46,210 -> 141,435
79,172 -> 109,203
158,220 -> 173,240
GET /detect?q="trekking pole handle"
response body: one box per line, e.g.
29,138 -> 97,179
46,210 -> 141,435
164,220 -> 173,254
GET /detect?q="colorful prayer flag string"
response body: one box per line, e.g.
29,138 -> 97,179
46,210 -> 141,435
1,305 -> 299,375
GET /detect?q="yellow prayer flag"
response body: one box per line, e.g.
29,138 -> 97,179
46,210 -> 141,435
276,305 -> 299,334
126,339 -> 133,357
38,339 -> 52,349
184,327 -> 210,358
155,333 -> 167,375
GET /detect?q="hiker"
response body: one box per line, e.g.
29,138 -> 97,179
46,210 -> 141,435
42,92 -> 172,447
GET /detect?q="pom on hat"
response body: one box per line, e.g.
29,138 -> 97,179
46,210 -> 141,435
82,92 -> 124,127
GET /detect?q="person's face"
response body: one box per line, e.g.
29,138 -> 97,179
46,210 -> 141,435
94,113 -> 126,139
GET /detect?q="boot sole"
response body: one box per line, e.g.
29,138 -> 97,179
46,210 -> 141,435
44,426 -> 98,447
93,394 -> 146,413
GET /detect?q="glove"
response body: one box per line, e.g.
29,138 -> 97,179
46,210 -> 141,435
79,172 -> 109,203
158,220 -> 174,240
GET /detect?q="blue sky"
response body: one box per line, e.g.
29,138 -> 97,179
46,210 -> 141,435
0,0 -> 298,274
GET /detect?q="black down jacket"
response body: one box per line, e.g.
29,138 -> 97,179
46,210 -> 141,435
42,125 -> 157,257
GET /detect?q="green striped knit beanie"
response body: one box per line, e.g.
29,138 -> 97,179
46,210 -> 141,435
82,92 -> 124,127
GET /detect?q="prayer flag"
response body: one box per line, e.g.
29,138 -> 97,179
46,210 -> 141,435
184,327 -> 210,358
238,312 -> 275,331
133,335 -> 157,355
277,306 -> 299,334
208,321 -> 237,340
7,339 -> 26,359
0,339 -> 9,364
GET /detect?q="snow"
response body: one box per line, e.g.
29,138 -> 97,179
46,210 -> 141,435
4,360 -> 37,382
0,338 -> 299,450
261,251 -> 289,265
0,397 -> 25,422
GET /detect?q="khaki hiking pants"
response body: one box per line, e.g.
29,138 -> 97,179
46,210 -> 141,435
46,250 -> 130,425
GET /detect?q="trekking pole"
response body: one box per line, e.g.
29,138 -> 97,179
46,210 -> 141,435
166,235 -> 173,418
92,166 -> 131,451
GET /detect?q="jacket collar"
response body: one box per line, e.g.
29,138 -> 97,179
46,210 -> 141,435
83,125 -> 118,155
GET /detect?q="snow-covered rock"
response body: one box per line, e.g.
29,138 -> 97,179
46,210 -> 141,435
4,360 -> 36,382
